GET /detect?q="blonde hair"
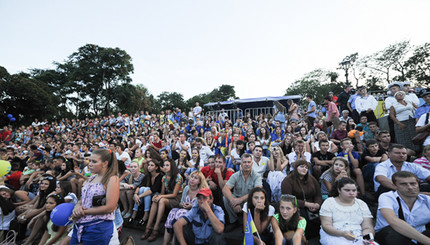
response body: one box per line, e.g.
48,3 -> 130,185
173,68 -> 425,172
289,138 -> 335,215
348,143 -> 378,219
189,170 -> 208,189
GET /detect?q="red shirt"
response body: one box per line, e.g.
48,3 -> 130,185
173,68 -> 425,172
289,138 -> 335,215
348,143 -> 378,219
1,130 -> 11,141
209,168 -> 234,187
6,171 -> 22,190
201,166 -> 214,178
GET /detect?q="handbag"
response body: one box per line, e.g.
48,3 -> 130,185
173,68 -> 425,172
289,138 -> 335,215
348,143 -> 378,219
412,113 -> 430,145
300,185 -> 320,221
92,194 -> 106,207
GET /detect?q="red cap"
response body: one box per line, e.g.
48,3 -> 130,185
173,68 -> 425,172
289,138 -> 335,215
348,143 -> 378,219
197,188 -> 212,197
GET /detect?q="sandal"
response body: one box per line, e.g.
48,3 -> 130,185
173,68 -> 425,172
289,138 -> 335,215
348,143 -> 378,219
147,229 -> 159,242
140,227 -> 152,240
138,218 -> 148,227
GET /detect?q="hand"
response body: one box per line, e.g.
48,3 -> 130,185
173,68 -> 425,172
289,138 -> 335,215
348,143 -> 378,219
254,203 -> 265,212
214,167 -> 221,175
230,197 -> 241,207
399,123 -> 406,130
18,214 -> 27,224
198,199 -> 211,212
342,231 -> 356,241
152,195 -> 161,203
71,205 -> 86,220
208,180 -> 217,190
133,194 -> 140,204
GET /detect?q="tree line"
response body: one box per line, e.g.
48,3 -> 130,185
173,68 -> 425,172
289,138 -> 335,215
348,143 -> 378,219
285,41 -> 430,104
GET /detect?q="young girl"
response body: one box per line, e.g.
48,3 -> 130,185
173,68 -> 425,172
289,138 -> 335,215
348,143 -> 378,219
176,149 -> 191,177
56,181 -> 78,205
130,160 -> 163,225
119,161 -> 144,219
38,194 -> 67,245
70,149 -> 120,244
184,148 -> 203,179
243,187 -> 275,245
163,170 -> 208,245
272,194 -> 307,245
258,127 -> 271,157
320,157 -> 350,200
0,187 -> 15,242
142,159 -> 183,242
227,140 -> 245,171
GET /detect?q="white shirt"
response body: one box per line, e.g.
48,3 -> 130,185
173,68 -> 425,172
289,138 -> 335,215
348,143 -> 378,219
175,140 -> 191,156
374,159 -> 430,191
193,106 -> 202,117
355,95 -> 378,113
416,113 -> 430,146
198,146 -> 214,164
406,93 -> 420,106
252,156 -> 270,177
375,191 -> 430,233
116,151 -> 132,167
287,152 -> 312,172
392,100 -> 414,121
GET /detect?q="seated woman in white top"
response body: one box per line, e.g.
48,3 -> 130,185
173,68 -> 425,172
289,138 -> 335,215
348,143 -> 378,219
320,177 -> 374,245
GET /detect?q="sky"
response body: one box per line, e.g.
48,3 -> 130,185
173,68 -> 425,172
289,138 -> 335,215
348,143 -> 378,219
1,0 -> 430,100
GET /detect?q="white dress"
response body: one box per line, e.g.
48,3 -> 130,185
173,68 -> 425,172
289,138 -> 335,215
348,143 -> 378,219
319,197 -> 373,245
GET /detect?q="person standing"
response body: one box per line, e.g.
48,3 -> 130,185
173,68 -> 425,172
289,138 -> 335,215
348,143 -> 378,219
355,87 -> 378,123
304,94 -> 317,129
193,102 -> 203,124
337,85 -> 351,113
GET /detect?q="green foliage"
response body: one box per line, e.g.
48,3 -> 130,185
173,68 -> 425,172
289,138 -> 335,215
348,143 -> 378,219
285,69 -> 346,104
157,92 -> 187,112
405,42 -> 430,86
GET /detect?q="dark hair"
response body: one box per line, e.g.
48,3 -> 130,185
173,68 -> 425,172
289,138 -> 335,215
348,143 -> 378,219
330,177 -> 356,197
241,153 -> 252,161
92,149 -> 119,187
215,155 -> 226,163
324,96 -> 332,101
165,159 -> 179,192
369,121 -> 378,126
340,138 -> 352,146
191,148 -> 201,169
247,187 -> 269,224
365,139 -> 378,148
388,144 -> 406,153
195,138 -> 203,144
392,171 -> 418,185
278,194 -> 301,232
378,130 -> 390,136
306,94 -> 312,99
318,139 -> 329,147
45,194 -> 65,232
118,160 -> 126,175
60,161 -> 74,176
253,145 -> 263,152
38,175 -> 57,209
30,145 -> 37,150
57,181 -> 73,195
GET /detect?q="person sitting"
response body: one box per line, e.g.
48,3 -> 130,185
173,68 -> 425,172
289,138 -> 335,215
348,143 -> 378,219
281,160 -> 322,239
337,138 -> 366,196
375,171 -> 430,245
413,145 -> 430,170
312,139 -> 336,180
312,132 -> 338,154
330,121 -> 348,146
222,153 -> 263,231
119,161 -> 144,219
320,157 -> 350,200
288,140 -> 312,173
242,187 -> 275,245
374,144 -> 430,196
272,194 -> 307,245
320,177 -> 374,244
173,188 -> 225,245
361,139 -> 388,187
206,155 -> 234,206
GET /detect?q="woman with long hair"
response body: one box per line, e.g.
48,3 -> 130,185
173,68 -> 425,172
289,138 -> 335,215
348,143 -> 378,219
70,149 -> 120,244
281,160 -> 322,239
258,127 -> 271,157
142,159 -> 183,242
242,187 -> 275,245
320,157 -> 350,200
119,161 -> 144,219
267,146 -> 289,203
272,194 -> 307,245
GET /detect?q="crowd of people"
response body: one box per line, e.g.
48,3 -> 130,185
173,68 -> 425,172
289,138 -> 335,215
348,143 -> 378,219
1,82 -> 430,245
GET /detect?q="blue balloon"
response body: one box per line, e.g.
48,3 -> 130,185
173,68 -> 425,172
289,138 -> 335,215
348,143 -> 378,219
50,203 -> 74,226
7,114 -> 12,119
10,118 -> 16,122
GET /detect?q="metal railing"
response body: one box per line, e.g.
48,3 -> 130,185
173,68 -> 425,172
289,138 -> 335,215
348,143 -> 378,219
205,109 -> 244,123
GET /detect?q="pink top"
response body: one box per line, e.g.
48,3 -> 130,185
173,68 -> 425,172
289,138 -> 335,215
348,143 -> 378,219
414,156 -> 430,171
327,102 -> 340,121
77,175 -> 114,223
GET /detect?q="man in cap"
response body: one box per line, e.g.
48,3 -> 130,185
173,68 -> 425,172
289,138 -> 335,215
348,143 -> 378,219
415,88 -> 430,120
174,188 -> 225,245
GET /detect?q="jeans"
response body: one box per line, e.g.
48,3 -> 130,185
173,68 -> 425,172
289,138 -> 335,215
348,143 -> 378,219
133,187 -> 152,212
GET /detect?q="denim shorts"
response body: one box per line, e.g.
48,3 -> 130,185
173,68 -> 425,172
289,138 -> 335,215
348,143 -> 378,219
70,220 -> 114,245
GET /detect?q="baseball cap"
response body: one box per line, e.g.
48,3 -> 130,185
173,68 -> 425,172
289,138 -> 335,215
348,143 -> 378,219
197,188 -> 212,197
388,82 -> 402,89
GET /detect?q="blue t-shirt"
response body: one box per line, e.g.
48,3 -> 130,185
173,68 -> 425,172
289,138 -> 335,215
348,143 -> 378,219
337,151 -> 360,170
307,101 -> 317,118
348,94 -> 359,110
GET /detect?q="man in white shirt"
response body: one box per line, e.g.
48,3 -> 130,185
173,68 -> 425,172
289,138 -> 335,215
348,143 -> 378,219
288,139 -> 312,173
193,102 -> 203,123
375,171 -> 430,245
252,145 -> 269,177
116,144 -> 131,167
195,138 -> 214,165
402,81 -> 420,107
355,86 -> 378,123
172,132 -> 191,156
374,144 -> 430,195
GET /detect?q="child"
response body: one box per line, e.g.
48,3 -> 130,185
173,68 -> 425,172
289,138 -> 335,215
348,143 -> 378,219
337,138 -> 365,196
413,145 -> 430,170
320,157 -> 350,200
38,194 -> 67,245
242,187 -> 275,245
272,194 -> 307,245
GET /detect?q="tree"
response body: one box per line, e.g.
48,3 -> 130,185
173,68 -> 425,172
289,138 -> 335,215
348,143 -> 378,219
285,69 -> 347,104
112,84 -> 152,114
157,92 -> 186,112
405,42 -> 430,86
338,53 -> 358,85
58,44 -> 134,117
360,41 -> 411,84
0,69 -> 59,125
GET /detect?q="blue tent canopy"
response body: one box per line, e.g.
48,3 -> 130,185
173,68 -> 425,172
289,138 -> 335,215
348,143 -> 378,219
204,95 -> 302,110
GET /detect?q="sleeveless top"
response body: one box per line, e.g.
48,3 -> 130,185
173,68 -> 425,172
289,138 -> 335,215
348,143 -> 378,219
77,175 -> 115,223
